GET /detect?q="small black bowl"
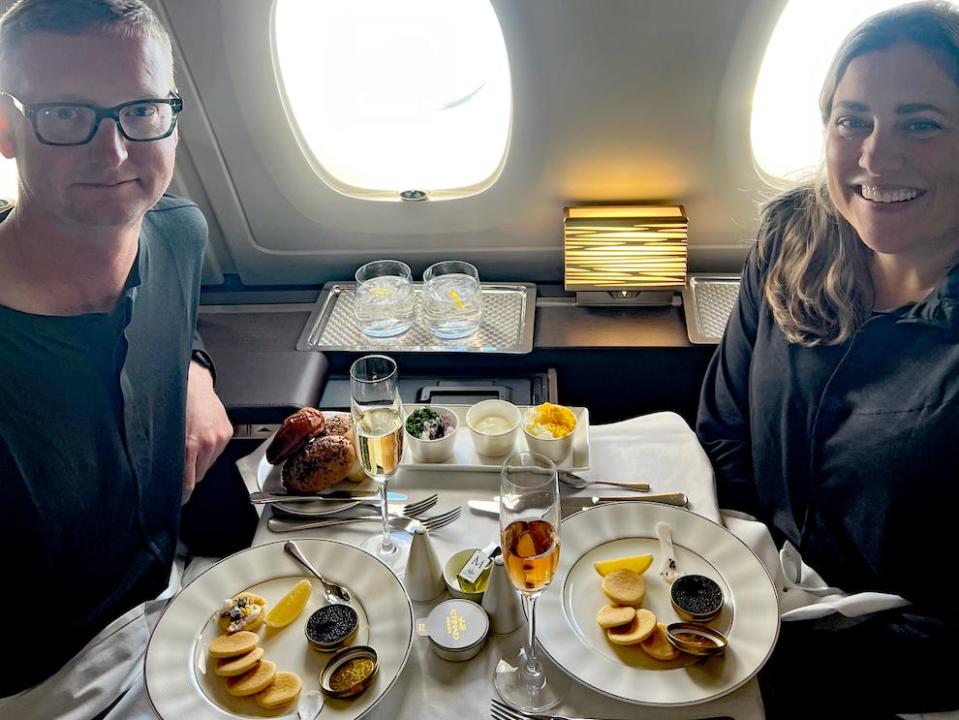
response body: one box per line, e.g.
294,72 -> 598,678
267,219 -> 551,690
305,604 -> 359,651
670,574 -> 724,622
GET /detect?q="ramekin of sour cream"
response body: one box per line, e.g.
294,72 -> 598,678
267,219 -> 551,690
465,399 -> 521,457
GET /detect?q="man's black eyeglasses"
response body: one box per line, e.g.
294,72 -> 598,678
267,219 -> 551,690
1,92 -> 183,146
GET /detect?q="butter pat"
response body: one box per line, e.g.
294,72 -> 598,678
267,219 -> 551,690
457,541 -> 500,586
474,415 -> 513,434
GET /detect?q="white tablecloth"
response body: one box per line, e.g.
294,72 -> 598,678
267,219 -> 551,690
240,411 -> 765,720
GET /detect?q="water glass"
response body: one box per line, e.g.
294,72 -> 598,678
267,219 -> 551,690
422,260 -> 482,339
354,260 -> 415,338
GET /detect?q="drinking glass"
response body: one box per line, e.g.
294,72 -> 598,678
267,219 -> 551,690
422,260 -> 482,339
494,451 -> 568,711
354,260 -> 415,338
349,355 -> 406,568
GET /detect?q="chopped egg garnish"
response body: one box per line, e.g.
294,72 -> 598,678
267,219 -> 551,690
524,402 -> 576,439
220,595 -> 263,633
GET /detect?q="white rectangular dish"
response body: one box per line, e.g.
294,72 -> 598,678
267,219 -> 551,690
401,403 -> 590,472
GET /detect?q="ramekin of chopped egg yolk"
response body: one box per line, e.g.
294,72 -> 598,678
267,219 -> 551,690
524,402 -> 576,439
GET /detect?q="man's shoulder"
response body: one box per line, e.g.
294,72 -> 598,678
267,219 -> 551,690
146,193 -> 206,224
143,193 -> 207,251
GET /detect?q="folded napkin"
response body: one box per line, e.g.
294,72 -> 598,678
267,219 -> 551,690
583,411 -> 721,522
236,436 -> 270,518
721,509 -> 911,621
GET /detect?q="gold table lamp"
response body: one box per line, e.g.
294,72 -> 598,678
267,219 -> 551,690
564,205 -> 687,305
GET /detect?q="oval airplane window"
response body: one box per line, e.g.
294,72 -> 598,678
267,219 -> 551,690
0,157 -> 16,201
274,0 -> 512,201
751,0 -> 911,181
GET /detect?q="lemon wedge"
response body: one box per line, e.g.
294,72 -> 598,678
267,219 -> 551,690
593,554 -> 654,577
264,579 -> 312,629
447,289 -> 465,309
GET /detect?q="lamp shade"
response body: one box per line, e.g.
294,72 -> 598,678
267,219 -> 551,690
564,205 -> 687,292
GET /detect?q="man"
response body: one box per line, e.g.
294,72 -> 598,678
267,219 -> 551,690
0,1 -> 233,716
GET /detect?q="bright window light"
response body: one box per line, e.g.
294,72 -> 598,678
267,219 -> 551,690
0,157 -> 16,202
751,0 -> 915,181
274,0 -> 512,201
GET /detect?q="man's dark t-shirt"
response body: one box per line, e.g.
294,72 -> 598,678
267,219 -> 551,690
0,195 -> 206,696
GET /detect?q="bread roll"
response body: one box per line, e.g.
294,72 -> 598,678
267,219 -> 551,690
322,413 -> 353,439
282,434 -> 356,493
266,407 -> 326,464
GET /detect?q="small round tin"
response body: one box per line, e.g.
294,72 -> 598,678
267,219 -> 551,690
320,645 -> 379,698
670,574 -> 724,622
305,604 -> 359,651
416,599 -> 489,661
665,622 -> 728,656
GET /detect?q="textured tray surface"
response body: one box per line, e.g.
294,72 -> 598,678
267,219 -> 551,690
682,275 -> 741,344
297,282 -> 536,353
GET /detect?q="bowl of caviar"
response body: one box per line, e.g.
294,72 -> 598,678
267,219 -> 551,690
320,645 -> 379,698
670,574 -> 725,622
304,604 -> 360,651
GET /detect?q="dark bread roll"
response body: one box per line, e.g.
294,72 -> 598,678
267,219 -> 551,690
282,434 -> 356,493
266,407 -> 326,464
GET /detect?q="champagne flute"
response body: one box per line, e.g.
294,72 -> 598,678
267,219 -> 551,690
349,355 -> 406,567
494,451 -> 568,711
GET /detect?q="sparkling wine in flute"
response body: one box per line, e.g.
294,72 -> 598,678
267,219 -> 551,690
503,519 -> 560,593
355,407 -> 404,478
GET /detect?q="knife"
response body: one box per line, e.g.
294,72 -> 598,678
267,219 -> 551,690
249,490 -> 407,505
468,493 -> 688,518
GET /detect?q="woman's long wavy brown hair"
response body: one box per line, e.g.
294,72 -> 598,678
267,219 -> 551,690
760,1 -> 959,346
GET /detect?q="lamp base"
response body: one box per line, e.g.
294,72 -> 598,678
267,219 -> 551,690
574,290 -> 679,307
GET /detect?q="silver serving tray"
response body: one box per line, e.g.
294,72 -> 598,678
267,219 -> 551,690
681,274 -> 741,344
296,281 -> 536,354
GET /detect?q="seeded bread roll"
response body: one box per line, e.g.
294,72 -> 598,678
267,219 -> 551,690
322,413 -> 353,439
282,434 -> 356,493
266,407 -> 326,464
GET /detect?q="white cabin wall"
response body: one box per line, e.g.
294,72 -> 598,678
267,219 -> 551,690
154,2 -> 789,284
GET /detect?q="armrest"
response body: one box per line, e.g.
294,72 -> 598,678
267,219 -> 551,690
211,349 -> 329,424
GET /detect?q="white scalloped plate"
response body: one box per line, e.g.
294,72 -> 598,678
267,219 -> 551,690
537,503 -> 779,706
144,539 -> 413,719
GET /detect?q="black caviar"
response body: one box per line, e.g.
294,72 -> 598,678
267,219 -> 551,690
306,604 -> 359,647
671,574 -> 723,617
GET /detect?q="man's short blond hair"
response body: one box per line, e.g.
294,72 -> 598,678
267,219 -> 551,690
0,0 -> 174,90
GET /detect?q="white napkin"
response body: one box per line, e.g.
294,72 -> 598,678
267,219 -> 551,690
721,510 -> 910,620
583,411 -> 721,522
236,436 -> 271,518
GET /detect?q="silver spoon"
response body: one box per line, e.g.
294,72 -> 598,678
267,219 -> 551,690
283,540 -> 352,605
558,469 -> 650,492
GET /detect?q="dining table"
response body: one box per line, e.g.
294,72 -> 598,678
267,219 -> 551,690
230,410 -> 770,720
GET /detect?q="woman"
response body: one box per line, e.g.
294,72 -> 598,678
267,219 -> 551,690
697,2 -> 959,716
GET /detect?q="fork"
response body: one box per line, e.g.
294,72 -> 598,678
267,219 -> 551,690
272,494 -> 437,520
491,699 -> 733,720
268,506 -> 461,534
490,698 -> 598,720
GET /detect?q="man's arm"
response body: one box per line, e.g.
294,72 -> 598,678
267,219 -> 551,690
183,331 -> 233,504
